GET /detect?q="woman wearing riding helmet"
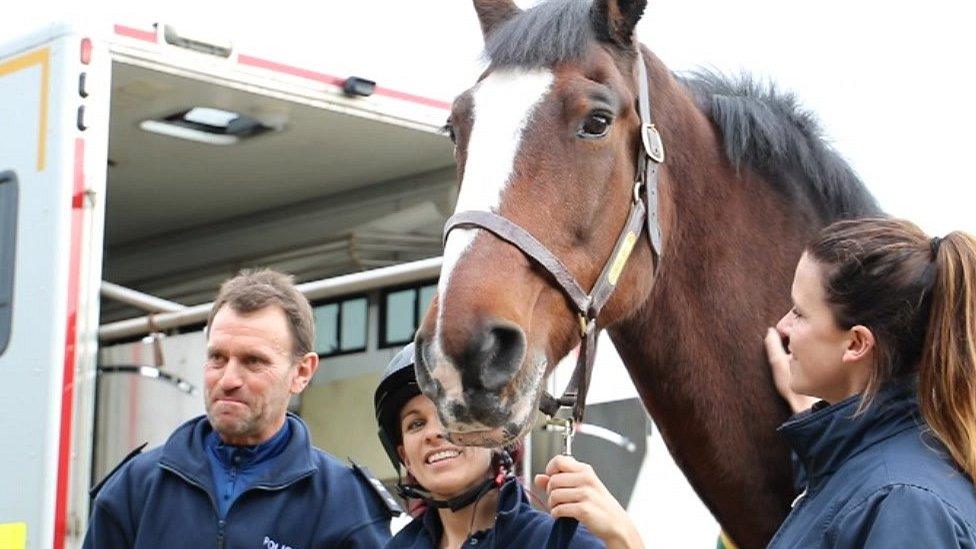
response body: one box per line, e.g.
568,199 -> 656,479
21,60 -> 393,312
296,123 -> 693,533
764,218 -> 976,547
375,343 -> 644,549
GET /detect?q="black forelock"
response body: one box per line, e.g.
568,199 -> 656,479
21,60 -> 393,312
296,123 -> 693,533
484,0 -> 597,69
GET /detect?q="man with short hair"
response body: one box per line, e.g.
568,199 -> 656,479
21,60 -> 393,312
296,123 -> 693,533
84,269 -> 392,548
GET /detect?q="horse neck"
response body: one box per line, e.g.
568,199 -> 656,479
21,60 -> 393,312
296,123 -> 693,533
605,48 -> 808,546
620,48 -> 815,363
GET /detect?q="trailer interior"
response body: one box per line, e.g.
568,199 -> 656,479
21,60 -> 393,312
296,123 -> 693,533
100,59 -> 456,323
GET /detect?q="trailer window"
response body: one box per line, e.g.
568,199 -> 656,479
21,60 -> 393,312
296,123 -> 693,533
312,296 -> 367,357
380,281 -> 437,348
0,171 -> 17,356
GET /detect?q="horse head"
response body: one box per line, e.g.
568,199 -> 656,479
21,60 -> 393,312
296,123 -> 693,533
415,0 -> 658,446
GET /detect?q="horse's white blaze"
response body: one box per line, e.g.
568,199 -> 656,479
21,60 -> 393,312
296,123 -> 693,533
438,69 -> 554,326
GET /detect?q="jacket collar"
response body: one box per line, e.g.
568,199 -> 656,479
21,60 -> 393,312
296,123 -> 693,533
159,413 -> 317,491
778,379 -> 921,483
207,419 -> 291,471
420,476 -> 523,542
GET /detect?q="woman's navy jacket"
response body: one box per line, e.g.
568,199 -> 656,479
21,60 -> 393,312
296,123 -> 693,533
386,477 -> 604,548
769,381 -> 976,548
83,414 -> 391,548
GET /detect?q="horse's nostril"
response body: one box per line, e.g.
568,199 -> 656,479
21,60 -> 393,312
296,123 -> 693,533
472,321 -> 525,391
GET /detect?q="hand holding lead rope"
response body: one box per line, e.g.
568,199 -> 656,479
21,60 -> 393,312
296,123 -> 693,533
542,414 -> 580,549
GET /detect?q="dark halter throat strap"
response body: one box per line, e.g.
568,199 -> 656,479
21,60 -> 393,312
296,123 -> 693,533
442,52 -> 664,426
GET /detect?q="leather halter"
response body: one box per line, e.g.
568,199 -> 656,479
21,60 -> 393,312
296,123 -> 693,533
442,52 -> 665,425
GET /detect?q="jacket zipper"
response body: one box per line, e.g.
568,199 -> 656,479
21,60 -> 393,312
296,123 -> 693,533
790,487 -> 808,508
160,463 -> 315,548
769,479 -> 819,547
159,464 -> 225,549
217,520 -> 226,549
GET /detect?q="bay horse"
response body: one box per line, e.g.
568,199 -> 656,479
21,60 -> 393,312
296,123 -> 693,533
413,0 -> 880,546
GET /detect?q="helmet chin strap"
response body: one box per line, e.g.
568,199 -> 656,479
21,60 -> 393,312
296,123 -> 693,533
396,450 -> 515,512
397,477 -> 497,512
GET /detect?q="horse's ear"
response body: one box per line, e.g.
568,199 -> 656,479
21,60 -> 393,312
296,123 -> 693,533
473,0 -> 522,39
590,0 -> 647,49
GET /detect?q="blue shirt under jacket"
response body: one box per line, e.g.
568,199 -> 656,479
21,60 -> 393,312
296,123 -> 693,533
205,417 -> 291,519
386,477 -> 604,548
768,380 -> 976,548
83,413 -> 391,549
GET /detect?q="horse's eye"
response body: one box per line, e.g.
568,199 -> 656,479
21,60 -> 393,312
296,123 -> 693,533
578,113 -> 612,138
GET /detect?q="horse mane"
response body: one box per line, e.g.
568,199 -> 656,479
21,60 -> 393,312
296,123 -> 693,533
484,0 -> 594,69
682,70 -> 882,222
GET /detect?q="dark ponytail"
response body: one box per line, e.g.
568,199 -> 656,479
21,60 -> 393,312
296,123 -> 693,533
919,232 -> 976,481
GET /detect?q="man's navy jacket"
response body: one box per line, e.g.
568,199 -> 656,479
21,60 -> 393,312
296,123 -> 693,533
768,381 -> 976,548
83,413 -> 391,548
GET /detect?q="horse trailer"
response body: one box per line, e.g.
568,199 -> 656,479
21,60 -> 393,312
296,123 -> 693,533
0,21 -> 455,548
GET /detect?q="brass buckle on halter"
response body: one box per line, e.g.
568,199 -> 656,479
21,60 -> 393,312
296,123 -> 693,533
577,314 -> 588,338
642,123 -> 665,163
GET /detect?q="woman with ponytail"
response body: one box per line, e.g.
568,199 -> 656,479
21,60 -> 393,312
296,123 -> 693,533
765,217 -> 976,547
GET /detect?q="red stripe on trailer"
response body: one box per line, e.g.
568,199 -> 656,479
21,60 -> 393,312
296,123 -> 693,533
53,138 -> 86,549
113,24 -> 156,43
372,85 -> 452,110
237,54 -> 451,110
109,26 -> 450,110
238,54 -> 344,87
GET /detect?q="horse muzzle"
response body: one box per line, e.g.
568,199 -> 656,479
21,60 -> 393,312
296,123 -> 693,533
415,331 -> 543,447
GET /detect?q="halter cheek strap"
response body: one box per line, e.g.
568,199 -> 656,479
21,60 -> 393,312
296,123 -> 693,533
442,51 -> 664,428
635,49 -> 665,256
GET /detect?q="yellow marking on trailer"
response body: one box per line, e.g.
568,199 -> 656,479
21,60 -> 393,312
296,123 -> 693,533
0,522 -> 26,549
0,47 -> 51,171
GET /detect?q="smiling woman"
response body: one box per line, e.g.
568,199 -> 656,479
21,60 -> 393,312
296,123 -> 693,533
397,395 -> 494,501
374,344 -> 644,549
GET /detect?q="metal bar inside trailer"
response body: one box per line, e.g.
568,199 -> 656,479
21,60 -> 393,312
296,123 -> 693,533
100,281 -> 188,313
97,256 -> 443,342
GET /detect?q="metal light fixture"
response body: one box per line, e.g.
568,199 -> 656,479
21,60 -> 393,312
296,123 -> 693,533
140,107 -> 278,145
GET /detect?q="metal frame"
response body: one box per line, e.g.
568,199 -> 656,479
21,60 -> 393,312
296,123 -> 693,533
98,256 -> 443,342
99,281 -> 186,313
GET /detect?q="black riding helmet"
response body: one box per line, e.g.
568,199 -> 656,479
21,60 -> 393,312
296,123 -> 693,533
374,342 -> 422,471
374,343 -> 515,511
